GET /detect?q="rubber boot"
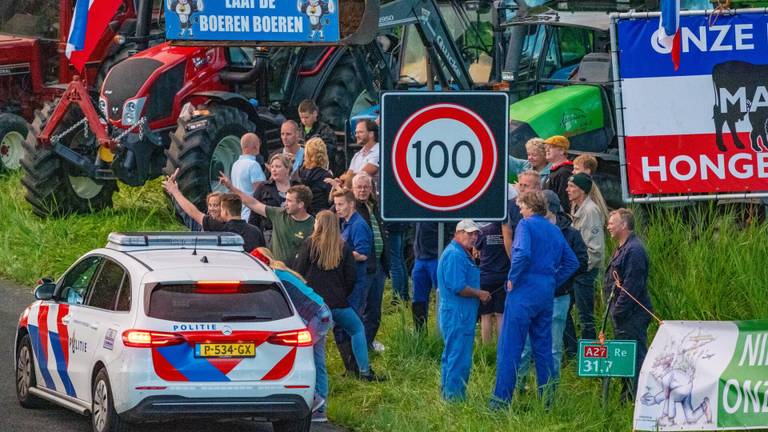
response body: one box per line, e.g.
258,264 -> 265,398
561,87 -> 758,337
412,301 -> 428,332
336,340 -> 359,376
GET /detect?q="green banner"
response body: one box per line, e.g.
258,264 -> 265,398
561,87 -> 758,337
634,320 -> 768,431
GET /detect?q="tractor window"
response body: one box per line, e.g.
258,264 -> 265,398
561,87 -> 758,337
444,3 -> 494,84
399,24 -> 428,86
515,24 -> 547,83
0,0 -> 59,39
559,27 -> 593,68
543,27 -> 594,81
228,47 -> 255,68
267,47 -> 299,102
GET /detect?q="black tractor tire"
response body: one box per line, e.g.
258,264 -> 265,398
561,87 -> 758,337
592,158 -> 623,210
165,104 -> 256,210
0,112 -> 29,173
317,52 -> 365,132
91,368 -> 129,432
272,413 -> 311,432
16,333 -> 46,409
20,102 -> 118,217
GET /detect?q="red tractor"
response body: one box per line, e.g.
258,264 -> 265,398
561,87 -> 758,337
21,0 -> 386,216
0,0 -> 162,173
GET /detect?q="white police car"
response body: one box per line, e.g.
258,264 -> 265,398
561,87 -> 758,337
14,232 -> 315,432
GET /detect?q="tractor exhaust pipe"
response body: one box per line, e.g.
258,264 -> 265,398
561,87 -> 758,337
135,0 -> 153,50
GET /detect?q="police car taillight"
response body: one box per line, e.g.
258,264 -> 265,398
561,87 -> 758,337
194,281 -> 242,294
267,329 -> 313,347
122,330 -> 185,348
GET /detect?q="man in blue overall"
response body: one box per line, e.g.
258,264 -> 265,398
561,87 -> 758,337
491,191 -> 579,408
437,219 -> 491,401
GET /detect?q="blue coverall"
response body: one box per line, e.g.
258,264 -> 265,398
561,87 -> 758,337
492,214 -> 579,405
437,239 -> 481,401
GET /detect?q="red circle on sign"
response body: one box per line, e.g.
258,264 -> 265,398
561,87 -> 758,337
392,103 -> 497,211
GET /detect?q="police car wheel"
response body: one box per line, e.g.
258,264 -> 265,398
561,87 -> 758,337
16,334 -> 45,408
91,369 -> 128,432
272,412 -> 311,432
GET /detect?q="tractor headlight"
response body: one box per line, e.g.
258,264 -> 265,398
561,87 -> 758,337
122,97 -> 146,126
99,98 -> 107,117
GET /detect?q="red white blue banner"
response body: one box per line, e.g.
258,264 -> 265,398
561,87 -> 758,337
617,11 -> 768,196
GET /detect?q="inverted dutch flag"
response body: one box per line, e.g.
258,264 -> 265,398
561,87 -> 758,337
658,0 -> 681,71
65,0 -> 123,73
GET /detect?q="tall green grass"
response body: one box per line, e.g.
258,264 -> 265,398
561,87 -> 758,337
1,173 -> 766,431
0,173 -> 179,284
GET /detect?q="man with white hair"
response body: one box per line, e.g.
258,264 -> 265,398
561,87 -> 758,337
351,172 -> 388,353
437,219 -> 491,401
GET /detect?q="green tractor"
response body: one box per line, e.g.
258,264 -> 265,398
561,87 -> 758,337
502,11 -> 623,206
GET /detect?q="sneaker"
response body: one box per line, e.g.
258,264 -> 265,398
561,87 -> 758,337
311,410 -> 328,423
311,396 -> 325,413
358,368 -> 388,382
371,340 -> 386,353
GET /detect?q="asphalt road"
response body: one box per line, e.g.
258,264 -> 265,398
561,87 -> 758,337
0,279 -> 343,432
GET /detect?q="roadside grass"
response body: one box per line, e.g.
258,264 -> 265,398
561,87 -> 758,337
0,172 -> 179,285
1,173 -> 767,431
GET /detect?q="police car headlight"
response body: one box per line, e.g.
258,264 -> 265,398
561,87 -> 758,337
122,97 -> 146,125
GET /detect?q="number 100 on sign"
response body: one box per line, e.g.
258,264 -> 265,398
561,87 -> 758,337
392,103 -> 497,211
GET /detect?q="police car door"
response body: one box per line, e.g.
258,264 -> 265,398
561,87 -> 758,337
53,255 -> 102,400
69,257 -> 130,400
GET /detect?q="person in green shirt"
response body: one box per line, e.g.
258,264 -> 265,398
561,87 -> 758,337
220,173 -> 314,266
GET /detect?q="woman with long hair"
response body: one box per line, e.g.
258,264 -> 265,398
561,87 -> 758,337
251,247 -> 332,422
249,153 -> 299,241
293,210 -> 383,384
293,137 -> 333,215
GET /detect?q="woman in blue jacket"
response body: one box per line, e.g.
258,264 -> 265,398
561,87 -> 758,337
252,247 -> 332,422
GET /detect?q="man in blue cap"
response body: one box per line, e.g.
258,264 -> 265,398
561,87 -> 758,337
437,219 -> 491,401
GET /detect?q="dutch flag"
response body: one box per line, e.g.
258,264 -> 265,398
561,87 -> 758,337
65,0 -> 123,73
658,0 -> 681,71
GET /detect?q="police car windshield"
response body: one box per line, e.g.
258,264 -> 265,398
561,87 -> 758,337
147,283 -> 292,322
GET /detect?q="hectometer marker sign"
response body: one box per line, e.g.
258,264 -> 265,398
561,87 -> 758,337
381,92 -> 508,221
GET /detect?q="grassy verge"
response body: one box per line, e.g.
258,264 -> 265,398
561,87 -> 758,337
1,174 -> 767,430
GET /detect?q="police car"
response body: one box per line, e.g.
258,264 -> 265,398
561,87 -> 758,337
14,232 -> 315,432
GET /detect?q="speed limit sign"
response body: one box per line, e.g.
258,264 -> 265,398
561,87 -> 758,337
381,92 -> 508,221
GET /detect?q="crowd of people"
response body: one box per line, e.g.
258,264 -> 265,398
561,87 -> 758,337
162,101 -> 654,421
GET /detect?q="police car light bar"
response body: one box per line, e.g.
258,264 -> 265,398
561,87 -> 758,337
106,232 -> 244,251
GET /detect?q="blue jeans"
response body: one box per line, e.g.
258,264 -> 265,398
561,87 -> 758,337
518,294 -> 571,382
412,258 -> 437,304
387,231 -> 409,301
363,268 -> 386,346
306,304 -> 332,403
331,307 -> 370,373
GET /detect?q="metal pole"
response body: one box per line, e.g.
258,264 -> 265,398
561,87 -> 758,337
436,222 -> 444,331
598,287 -> 616,408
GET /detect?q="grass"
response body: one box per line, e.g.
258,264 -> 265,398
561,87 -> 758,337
1,173 -> 767,431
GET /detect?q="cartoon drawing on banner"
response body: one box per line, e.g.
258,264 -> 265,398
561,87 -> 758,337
297,0 -> 335,40
712,61 -> 768,153
168,0 -> 204,37
640,329 -> 715,427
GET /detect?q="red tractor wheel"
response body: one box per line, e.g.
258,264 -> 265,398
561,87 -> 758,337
0,113 -> 28,173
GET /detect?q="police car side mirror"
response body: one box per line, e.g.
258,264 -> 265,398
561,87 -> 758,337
34,279 -> 56,301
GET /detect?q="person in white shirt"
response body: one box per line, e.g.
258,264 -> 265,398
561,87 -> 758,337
326,119 -> 379,192
230,133 -> 266,221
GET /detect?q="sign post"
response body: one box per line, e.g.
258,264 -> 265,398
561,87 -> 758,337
380,91 -> 508,221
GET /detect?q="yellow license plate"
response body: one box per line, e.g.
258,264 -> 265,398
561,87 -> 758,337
195,343 -> 255,358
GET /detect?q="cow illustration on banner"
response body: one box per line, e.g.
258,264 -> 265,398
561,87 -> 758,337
615,10 -> 768,199
634,320 -> 768,431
